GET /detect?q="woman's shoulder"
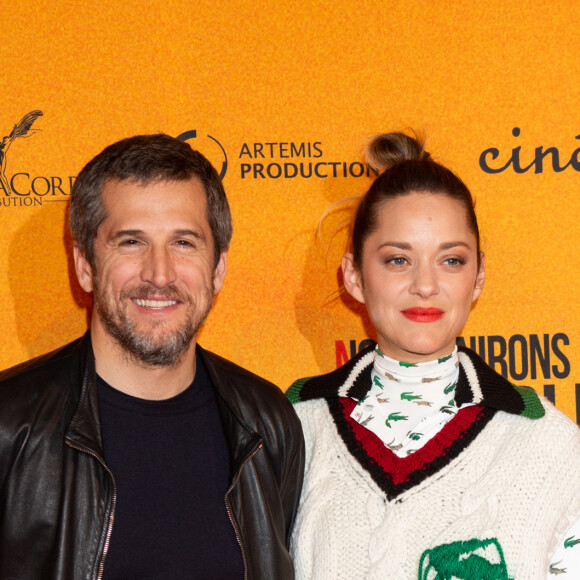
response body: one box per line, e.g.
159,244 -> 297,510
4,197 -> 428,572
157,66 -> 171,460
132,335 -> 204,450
491,395 -> 580,461
287,345 -> 376,405
536,397 -> 580,438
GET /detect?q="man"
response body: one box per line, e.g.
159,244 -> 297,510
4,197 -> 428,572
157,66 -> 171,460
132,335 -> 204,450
0,134 -> 304,579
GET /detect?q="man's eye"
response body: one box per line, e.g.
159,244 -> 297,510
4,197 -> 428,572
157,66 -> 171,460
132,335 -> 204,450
175,240 -> 194,247
121,239 -> 140,246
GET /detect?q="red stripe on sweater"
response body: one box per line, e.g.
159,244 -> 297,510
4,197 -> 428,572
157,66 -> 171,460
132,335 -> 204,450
339,398 -> 485,486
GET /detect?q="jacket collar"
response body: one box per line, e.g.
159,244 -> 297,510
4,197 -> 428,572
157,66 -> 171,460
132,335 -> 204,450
198,345 -> 262,474
288,343 -> 544,420
64,333 -> 262,472
65,332 -> 106,459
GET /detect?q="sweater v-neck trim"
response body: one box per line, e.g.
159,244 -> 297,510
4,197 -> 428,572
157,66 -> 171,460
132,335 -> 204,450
289,344 -> 544,501
330,397 -> 495,500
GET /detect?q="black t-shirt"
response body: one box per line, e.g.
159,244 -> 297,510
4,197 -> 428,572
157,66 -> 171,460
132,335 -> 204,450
97,355 -> 244,579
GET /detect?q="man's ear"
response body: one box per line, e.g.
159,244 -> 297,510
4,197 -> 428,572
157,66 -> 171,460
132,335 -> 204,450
212,252 -> 227,295
73,244 -> 94,293
341,253 -> 365,304
472,251 -> 486,302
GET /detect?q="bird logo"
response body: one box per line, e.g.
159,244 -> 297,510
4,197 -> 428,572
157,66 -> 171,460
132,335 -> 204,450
0,111 -> 43,195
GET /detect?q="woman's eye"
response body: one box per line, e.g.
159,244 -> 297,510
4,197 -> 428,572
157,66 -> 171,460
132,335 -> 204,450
443,257 -> 464,266
386,257 -> 407,266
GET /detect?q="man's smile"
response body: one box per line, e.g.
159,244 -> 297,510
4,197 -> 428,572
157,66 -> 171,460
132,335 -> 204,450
132,298 -> 179,309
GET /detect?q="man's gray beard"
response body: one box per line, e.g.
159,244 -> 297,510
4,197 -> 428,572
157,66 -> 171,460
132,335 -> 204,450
93,282 -> 213,368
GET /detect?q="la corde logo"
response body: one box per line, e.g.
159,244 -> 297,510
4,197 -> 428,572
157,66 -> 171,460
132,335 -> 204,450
0,110 -> 43,194
0,110 -> 74,207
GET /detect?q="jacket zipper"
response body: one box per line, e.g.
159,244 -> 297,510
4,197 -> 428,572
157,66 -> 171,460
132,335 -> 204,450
224,443 -> 263,580
65,440 -> 117,580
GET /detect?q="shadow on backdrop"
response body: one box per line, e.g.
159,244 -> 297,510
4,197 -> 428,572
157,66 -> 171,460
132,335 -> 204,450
293,172 -> 376,376
9,202 -> 91,360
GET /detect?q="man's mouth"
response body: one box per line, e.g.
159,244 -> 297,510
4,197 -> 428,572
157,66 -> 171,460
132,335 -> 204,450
132,298 -> 178,309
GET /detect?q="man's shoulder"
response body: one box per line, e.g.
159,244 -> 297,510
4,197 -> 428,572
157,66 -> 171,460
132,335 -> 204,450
0,336 -> 85,397
0,337 -> 87,444
199,346 -> 281,397
198,346 -> 298,419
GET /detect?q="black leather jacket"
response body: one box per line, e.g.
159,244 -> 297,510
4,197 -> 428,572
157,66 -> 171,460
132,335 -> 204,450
0,333 -> 304,580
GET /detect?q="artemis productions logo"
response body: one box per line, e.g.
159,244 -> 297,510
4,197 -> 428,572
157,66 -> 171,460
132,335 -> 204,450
0,110 -> 73,207
177,130 -> 378,181
237,139 -> 378,180
177,130 -> 228,179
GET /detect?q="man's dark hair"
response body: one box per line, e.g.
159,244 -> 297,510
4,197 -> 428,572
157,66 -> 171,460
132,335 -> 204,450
69,133 -> 232,268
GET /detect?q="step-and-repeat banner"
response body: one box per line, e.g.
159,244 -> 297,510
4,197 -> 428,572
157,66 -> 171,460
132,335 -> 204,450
2,1 -> 579,422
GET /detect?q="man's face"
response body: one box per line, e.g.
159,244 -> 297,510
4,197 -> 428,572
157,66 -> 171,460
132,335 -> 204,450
74,178 -> 226,367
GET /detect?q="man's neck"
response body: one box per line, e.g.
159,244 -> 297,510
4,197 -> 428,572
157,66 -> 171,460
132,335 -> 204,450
90,326 -> 197,400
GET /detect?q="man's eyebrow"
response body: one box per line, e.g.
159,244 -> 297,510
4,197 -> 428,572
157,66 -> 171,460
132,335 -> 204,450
110,229 -> 205,240
173,229 -> 205,240
109,229 -> 145,241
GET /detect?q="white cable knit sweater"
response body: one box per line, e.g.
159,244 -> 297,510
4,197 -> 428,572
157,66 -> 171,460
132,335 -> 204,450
288,346 -> 580,579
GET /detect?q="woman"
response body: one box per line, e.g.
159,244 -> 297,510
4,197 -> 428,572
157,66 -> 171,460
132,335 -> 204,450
288,132 -> 580,579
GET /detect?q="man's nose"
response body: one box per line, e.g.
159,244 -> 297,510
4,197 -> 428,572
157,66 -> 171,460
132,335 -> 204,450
140,246 -> 177,288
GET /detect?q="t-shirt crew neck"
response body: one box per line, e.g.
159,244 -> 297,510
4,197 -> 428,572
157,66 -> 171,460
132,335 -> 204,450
97,353 -> 244,579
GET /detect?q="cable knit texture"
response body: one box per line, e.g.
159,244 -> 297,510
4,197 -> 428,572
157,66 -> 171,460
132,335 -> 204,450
289,345 -> 580,579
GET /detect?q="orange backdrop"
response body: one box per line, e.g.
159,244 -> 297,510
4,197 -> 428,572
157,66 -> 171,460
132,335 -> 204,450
1,1 -> 579,421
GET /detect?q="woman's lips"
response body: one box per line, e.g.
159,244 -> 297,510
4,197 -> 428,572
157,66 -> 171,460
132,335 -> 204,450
401,307 -> 444,322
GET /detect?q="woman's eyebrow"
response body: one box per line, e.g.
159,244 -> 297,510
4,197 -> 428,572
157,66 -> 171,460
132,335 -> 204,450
440,242 -> 470,250
376,242 -> 412,250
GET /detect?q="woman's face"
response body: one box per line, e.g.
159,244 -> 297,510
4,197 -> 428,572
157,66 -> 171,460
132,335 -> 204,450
343,192 -> 485,363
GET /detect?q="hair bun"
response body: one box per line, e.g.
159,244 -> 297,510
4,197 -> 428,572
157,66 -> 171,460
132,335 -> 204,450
365,131 -> 430,173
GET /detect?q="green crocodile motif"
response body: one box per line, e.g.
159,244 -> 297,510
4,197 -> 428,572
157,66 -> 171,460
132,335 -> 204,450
385,411 -> 408,428
373,376 -> 384,388
408,432 -> 423,441
418,538 -> 512,580
399,361 -> 418,368
564,535 -> 580,548
401,391 -> 422,401
438,353 -> 453,363
443,382 -> 456,395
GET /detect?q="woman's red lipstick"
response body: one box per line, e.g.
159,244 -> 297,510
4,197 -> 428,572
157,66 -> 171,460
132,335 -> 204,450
402,307 -> 444,322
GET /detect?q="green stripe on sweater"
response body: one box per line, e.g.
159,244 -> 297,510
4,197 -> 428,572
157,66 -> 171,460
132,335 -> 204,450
286,377 -> 311,404
514,385 -> 545,419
